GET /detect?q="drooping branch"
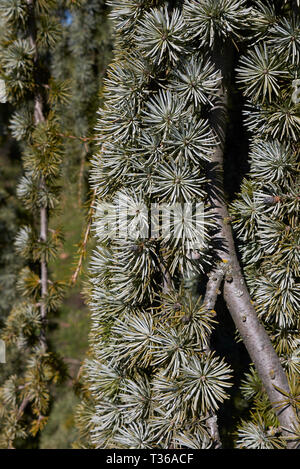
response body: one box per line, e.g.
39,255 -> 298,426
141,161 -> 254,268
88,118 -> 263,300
27,0 -> 47,347
208,42 -> 298,447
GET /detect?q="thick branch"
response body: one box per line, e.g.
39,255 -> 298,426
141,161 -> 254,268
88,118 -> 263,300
208,43 -> 298,446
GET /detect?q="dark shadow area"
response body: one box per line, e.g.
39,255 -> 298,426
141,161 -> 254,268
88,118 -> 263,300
223,53 -> 251,203
211,294 -> 251,449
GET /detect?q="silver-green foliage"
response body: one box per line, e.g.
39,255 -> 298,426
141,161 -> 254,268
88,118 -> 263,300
77,0 -> 243,449
77,0 -> 299,450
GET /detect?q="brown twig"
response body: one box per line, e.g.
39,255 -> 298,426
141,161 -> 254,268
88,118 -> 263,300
58,133 -> 97,142
77,142 -> 89,207
70,188 -> 97,286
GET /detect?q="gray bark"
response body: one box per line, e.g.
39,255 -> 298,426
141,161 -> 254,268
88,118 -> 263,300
203,267 -> 225,448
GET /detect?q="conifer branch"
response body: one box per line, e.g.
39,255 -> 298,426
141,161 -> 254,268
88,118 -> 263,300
74,1 -> 299,450
26,0 -> 48,348
203,266 -> 226,448
208,42 -> 298,447
58,133 -> 97,143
